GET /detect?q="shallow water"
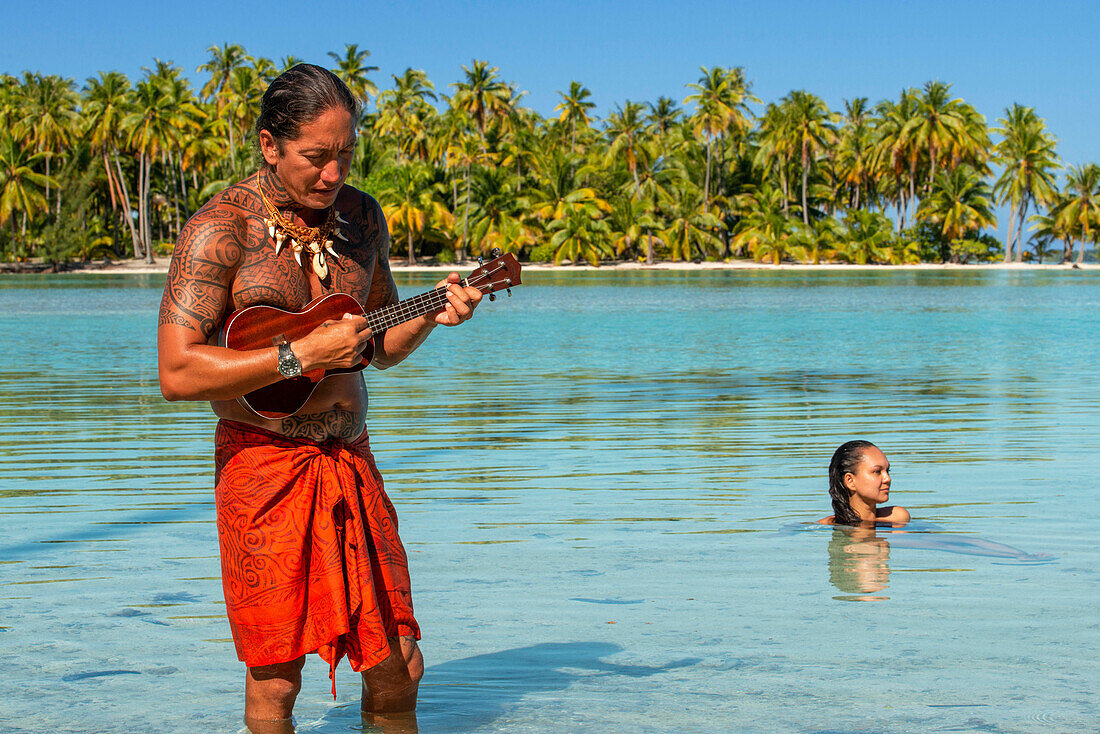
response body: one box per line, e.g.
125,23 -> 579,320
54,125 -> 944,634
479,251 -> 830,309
0,269 -> 1097,733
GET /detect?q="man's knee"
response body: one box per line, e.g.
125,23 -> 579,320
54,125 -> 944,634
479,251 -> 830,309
361,638 -> 422,713
247,658 -> 305,711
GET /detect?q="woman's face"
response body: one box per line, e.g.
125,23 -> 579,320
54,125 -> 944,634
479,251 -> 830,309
844,447 -> 892,506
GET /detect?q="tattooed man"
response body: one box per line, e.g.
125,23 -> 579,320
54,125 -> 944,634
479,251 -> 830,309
157,64 -> 480,733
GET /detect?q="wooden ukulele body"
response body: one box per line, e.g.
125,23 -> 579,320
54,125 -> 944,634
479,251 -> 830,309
219,293 -> 375,419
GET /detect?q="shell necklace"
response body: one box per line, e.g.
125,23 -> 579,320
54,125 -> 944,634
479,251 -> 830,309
257,181 -> 348,281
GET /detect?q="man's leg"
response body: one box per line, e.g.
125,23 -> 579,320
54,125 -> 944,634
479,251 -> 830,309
244,656 -> 306,733
361,635 -> 424,713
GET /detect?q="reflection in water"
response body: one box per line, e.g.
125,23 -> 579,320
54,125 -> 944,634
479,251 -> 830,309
826,522 -> 1054,602
827,526 -> 892,602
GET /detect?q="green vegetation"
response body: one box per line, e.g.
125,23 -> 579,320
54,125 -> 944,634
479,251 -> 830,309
1,44 -> 1096,267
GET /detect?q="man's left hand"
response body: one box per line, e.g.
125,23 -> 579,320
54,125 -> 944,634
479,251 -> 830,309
432,272 -> 482,326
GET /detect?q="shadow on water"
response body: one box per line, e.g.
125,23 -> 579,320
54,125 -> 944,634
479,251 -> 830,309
306,642 -> 699,733
0,505 -> 213,561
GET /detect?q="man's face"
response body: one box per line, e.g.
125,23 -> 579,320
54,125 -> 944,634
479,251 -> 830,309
261,106 -> 356,210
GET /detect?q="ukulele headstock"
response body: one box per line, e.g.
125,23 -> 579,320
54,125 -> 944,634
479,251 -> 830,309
468,249 -> 522,301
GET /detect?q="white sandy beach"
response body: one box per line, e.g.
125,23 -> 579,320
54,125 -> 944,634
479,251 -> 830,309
54,257 -> 1098,276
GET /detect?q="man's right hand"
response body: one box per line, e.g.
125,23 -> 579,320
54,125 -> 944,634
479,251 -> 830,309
292,313 -> 373,372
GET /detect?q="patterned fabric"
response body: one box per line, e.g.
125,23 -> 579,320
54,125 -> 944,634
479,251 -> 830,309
214,419 -> 418,695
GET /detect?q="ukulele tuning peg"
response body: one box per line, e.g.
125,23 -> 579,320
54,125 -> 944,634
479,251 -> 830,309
489,292 -> 497,302
489,247 -> 503,258
507,288 -> 512,297
477,255 -> 484,266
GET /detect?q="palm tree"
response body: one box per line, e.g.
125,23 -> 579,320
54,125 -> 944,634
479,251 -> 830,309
904,80 -> 967,190
1055,164 -> 1100,263
779,90 -> 837,225
917,164 -> 997,248
684,66 -> 756,211
378,164 -> 453,265
661,185 -> 723,261
83,71 -> 140,255
123,74 -> 177,262
873,90 -> 920,231
554,81 -> 595,158
327,44 -> 379,109
375,69 -> 438,162
604,101 -> 648,189
835,209 -> 896,264
993,104 -> 1060,262
548,199 -> 612,265
731,184 -> 799,263
0,134 -> 54,257
835,98 -> 876,210
198,43 -> 250,168
450,60 -> 512,144
223,66 -> 265,177
16,73 -> 78,216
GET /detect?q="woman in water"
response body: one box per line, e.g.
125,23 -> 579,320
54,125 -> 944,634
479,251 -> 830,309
819,440 -> 910,526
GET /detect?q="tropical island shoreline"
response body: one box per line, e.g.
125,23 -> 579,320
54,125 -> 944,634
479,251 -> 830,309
1,257 -> 1092,277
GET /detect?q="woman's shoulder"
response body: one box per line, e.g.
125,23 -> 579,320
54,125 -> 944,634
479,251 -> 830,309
817,516 -> 835,525
876,506 -> 910,524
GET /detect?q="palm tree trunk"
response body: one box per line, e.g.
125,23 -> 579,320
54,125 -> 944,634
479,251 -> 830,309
113,151 -> 141,259
1004,202 -> 1017,263
143,155 -> 156,264
460,163 -> 471,262
407,229 -> 415,266
1014,200 -> 1028,263
646,230 -> 654,265
801,146 -> 810,226
703,138 -> 712,214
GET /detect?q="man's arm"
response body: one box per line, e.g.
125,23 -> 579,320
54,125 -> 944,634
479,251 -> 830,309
363,198 -> 483,370
157,204 -> 371,401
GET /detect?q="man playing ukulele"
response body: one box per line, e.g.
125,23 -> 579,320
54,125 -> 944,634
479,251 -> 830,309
157,64 -> 481,733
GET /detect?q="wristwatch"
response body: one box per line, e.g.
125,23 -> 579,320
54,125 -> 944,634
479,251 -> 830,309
277,342 -> 303,379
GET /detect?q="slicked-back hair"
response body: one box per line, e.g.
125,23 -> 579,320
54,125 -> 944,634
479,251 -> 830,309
828,440 -> 878,525
255,63 -> 360,148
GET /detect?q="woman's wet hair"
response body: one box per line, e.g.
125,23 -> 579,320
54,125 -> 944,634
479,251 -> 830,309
828,440 -> 878,525
254,63 -> 360,148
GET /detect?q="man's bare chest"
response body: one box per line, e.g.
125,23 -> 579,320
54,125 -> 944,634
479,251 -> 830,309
230,246 -> 376,313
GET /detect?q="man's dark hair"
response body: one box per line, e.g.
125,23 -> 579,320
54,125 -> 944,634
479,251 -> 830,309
828,440 -> 877,525
255,63 -> 360,145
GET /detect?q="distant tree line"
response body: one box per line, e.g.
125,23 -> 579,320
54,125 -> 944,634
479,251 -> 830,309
1,42 -> 1096,267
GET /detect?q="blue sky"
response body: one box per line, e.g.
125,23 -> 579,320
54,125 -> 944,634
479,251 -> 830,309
4,1 -> 1098,176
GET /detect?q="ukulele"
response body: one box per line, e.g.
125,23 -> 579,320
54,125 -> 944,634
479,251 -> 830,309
220,252 -> 522,419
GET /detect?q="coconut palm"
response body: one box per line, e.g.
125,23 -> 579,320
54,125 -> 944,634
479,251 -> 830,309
327,44 -> 379,109
604,101 -> 649,189
660,185 -> 723,261
904,80 -> 967,190
378,163 -> 453,265
684,66 -> 756,211
778,90 -> 837,226
375,69 -> 438,163
993,104 -> 1060,262
1055,164 -> 1100,263
83,71 -> 139,253
548,199 -> 612,265
16,73 -> 78,215
0,134 -> 54,256
198,43 -> 250,167
450,60 -> 512,143
554,81 -> 595,158
917,164 -> 997,246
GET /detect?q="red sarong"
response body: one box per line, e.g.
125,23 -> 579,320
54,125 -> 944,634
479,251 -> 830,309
214,419 -> 419,696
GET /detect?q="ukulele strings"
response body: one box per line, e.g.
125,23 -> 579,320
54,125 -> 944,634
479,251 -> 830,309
365,261 -> 511,333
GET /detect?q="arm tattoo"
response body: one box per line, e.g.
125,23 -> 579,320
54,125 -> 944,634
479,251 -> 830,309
158,204 -> 246,338
279,407 -> 366,441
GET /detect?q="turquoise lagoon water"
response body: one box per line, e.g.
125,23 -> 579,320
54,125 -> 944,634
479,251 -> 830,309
0,268 -> 1097,733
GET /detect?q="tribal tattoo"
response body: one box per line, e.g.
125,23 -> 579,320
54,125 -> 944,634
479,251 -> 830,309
158,174 -> 392,340
279,407 -> 366,441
